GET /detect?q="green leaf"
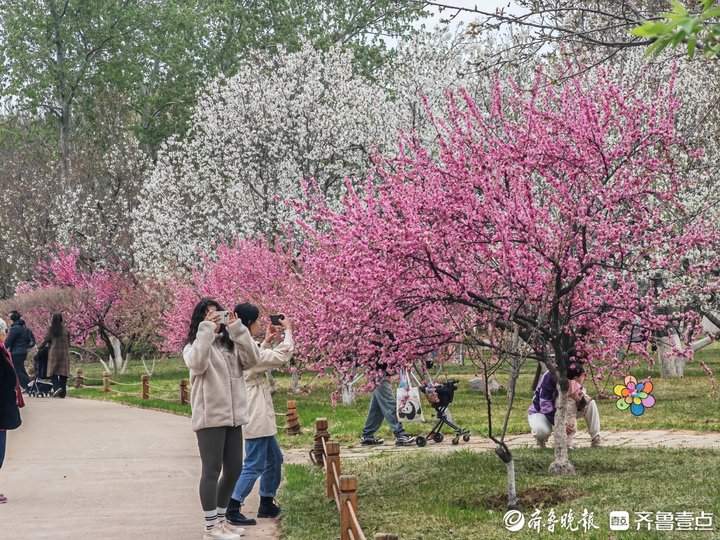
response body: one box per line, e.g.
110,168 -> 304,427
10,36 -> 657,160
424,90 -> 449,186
632,21 -> 672,38
687,34 -> 697,57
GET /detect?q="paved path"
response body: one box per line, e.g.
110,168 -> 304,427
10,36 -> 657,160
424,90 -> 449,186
0,398 -> 279,540
284,429 -> 720,464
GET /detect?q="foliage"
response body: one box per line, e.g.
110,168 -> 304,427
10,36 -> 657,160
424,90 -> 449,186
632,0 -> 720,58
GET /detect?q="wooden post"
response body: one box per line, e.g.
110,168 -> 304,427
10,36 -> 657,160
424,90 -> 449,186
74,368 -> 84,389
311,418 -> 330,466
180,379 -> 189,405
102,372 -> 111,393
375,535 -> 399,540
325,441 -> 341,500
286,399 -> 301,435
339,475 -> 358,540
141,374 -> 149,400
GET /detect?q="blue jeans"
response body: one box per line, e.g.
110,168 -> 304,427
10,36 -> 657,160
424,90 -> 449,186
231,436 -> 283,504
0,430 -> 6,469
362,379 -> 404,439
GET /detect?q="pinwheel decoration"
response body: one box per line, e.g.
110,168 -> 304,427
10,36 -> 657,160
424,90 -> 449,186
614,376 -> 656,416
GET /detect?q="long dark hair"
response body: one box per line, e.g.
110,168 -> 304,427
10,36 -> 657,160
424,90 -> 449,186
50,313 -> 65,339
186,298 -> 232,349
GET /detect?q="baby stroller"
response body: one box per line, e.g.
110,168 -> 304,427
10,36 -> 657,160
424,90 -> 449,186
415,379 -> 471,447
27,344 -> 53,397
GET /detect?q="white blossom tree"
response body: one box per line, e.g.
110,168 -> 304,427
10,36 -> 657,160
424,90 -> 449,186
133,42 -> 398,274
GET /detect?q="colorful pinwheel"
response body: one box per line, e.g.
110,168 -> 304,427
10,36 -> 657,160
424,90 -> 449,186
614,376 -> 656,416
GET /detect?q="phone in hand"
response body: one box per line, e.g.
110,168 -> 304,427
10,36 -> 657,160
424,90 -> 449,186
216,311 -> 230,325
269,314 -> 285,326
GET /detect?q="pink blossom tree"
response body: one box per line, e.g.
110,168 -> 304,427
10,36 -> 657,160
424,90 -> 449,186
298,69 -> 717,474
14,248 -> 165,373
162,239 -> 297,351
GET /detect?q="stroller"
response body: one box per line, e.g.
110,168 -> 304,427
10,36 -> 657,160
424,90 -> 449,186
27,344 -> 54,397
415,379 -> 471,447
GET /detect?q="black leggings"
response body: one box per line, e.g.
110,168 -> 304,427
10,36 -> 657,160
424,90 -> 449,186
196,426 -> 244,511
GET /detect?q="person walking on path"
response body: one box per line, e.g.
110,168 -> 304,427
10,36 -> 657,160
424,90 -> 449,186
527,362 -> 602,449
360,377 -> 416,446
0,318 -> 23,504
226,304 -> 294,527
39,313 -> 71,398
4,311 -> 35,391
184,298 -> 260,540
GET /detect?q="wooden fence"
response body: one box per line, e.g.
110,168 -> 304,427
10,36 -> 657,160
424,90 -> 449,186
311,418 -> 398,540
74,368 -> 189,404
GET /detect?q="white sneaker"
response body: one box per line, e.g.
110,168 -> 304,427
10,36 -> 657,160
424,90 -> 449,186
221,521 -> 245,537
202,526 -> 241,540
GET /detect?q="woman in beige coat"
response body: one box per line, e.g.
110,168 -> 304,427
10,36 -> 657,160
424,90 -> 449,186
225,303 -> 293,528
183,298 -> 260,540
40,313 -> 70,398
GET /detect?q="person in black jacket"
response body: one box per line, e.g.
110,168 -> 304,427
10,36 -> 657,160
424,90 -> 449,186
4,311 -> 35,391
1,318 -> 22,504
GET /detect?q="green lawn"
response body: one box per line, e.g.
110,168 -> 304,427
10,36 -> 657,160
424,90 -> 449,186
280,448 -> 720,540
68,345 -> 720,449
66,349 -> 720,540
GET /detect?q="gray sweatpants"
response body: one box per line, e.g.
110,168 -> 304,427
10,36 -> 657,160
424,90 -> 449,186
196,426 -> 244,511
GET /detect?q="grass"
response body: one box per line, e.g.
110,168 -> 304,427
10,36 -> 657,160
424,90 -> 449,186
280,447 -> 720,540
68,344 -> 720,449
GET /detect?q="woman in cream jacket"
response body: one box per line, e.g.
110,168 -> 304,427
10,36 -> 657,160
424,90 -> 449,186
183,298 -> 260,540
225,303 -> 293,527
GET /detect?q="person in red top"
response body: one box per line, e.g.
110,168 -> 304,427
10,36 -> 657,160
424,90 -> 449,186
0,318 -> 23,504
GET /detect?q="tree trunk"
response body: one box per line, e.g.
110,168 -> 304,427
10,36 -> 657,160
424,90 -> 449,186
109,335 -> 126,374
549,387 -> 576,475
657,338 -> 685,378
505,458 -> 519,509
341,381 -> 356,405
290,370 -> 301,394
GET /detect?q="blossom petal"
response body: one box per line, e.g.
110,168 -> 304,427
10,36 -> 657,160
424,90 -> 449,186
636,383 -> 645,392
621,388 -> 630,397
642,395 -> 656,408
613,384 -> 626,397
633,397 -> 642,405
616,398 -> 630,411
625,396 -> 633,404
630,403 -> 645,416
627,382 -> 636,392
624,375 -> 637,386
637,391 -> 648,399
643,381 -> 653,394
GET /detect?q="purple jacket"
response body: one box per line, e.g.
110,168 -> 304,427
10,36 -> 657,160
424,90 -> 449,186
528,371 -> 558,424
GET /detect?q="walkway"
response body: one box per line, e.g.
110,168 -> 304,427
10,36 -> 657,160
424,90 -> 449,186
284,429 -> 720,464
0,398 -> 279,540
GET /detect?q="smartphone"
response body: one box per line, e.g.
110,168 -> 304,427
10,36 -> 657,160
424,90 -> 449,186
215,311 -> 230,325
269,314 -> 285,326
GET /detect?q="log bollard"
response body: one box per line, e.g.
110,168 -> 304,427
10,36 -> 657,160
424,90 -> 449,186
74,368 -> 84,389
180,379 -> 189,405
325,441 -> 341,500
141,374 -> 149,400
102,372 -> 111,392
286,399 -> 301,435
311,418 -> 330,466
339,475 -> 358,540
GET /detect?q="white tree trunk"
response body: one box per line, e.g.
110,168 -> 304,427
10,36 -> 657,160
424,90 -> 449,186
549,387 -> 576,475
341,382 -> 356,405
290,370 -> 301,394
658,338 -> 685,378
505,458 -> 519,509
109,335 -> 127,374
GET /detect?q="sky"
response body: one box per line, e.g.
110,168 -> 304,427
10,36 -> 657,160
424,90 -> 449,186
421,0 -> 521,30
